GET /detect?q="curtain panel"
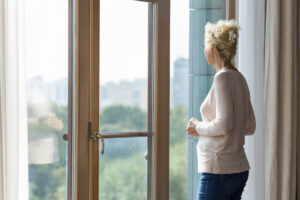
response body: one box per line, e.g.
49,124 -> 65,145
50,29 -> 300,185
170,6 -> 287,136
265,0 -> 298,199
0,0 -> 28,199
237,0 -> 266,199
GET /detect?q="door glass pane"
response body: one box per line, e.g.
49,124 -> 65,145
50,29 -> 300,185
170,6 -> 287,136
99,1 -> 149,199
25,0 -> 69,199
99,0 -> 149,133
99,138 -> 147,199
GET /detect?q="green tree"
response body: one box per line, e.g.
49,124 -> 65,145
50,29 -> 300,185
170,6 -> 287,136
170,105 -> 188,144
169,105 -> 189,200
99,153 -> 147,200
99,105 -> 147,132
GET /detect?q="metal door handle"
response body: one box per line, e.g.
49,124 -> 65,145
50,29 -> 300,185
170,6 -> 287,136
91,132 -> 104,155
88,122 -> 105,154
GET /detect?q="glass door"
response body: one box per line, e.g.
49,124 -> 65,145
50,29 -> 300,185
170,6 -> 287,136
75,0 -> 170,198
98,0 -> 153,199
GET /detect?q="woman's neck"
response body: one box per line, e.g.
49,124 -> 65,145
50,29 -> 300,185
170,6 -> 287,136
214,62 -> 237,72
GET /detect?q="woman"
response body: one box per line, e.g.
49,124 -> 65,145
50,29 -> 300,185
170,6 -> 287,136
186,20 -> 256,200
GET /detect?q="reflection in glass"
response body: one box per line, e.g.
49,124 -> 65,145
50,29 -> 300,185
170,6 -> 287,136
25,0 -> 68,199
27,82 -> 68,200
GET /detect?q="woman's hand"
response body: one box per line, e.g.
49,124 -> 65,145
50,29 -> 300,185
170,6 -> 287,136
186,117 -> 201,136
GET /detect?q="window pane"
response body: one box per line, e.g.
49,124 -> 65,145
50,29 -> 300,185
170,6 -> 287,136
99,0 -> 149,133
169,0 -> 189,199
25,0 -> 68,199
99,138 -> 147,199
169,0 -> 224,199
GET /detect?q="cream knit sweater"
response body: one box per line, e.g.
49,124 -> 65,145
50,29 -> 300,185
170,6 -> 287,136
196,67 -> 256,174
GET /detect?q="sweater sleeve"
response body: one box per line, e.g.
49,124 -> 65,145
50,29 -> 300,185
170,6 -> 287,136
196,72 -> 234,136
245,101 -> 256,135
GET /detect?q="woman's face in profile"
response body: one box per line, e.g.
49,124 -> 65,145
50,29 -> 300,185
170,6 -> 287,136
204,45 -> 215,66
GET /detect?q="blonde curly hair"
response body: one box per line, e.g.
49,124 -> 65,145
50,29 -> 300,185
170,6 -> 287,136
204,19 -> 240,63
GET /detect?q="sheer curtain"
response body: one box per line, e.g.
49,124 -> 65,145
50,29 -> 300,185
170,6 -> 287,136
237,0 -> 266,200
0,0 -> 28,199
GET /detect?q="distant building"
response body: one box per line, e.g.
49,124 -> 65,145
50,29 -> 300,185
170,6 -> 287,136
53,78 -> 68,105
27,76 -> 48,103
27,76 -> 68,106
27,61 -> 190,112
172,58 -> 188,107
100,78 -> 148,111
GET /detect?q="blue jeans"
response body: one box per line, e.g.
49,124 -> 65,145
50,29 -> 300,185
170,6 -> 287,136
197,170 -> 249,200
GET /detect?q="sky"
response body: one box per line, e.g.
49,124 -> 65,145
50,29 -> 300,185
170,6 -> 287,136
25,0 -> 189,83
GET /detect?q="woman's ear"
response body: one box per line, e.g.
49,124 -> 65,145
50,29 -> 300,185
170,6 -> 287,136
211,45 -> 218,55
212,45 -> 222,64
